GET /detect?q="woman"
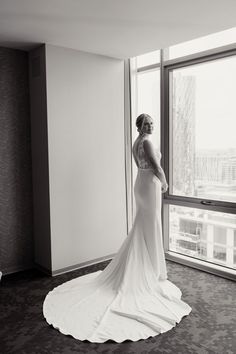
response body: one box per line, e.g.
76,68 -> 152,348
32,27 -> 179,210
133,113 -> 168,194
43,114 -> 192,343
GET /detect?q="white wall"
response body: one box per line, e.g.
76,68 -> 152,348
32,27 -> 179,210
45,45 -> 126,272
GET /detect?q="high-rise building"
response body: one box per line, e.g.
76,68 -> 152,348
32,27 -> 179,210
171,73 -> 196,196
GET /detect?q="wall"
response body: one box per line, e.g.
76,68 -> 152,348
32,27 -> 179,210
0,47 -> 33,274
45,45 -> 127,272
28,46 -> 52,271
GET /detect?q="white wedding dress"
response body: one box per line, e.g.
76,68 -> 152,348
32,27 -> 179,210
43,136 -> 192,343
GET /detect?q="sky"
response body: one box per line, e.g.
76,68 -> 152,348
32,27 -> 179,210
175,56 -> 236,150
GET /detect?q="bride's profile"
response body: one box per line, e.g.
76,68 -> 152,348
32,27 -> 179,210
43,113 -> 192,343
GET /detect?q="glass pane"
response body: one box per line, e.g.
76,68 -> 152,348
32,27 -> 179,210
169,55 -> 236,203
213,245 -> 226,261
137,50 -> 160,68
131,69 -> 160,215
164,27 -> 236,60
214,227 -> 226,244
169,205 -> 236,270
137,70 -> 160,144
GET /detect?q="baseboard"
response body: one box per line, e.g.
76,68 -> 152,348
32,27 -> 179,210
34,253 -> 116,277
34,262 -> 52,276
1,263 -> 34,276
51,253 -> 115,277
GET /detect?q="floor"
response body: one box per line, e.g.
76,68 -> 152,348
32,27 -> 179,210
1,259 -> 236,354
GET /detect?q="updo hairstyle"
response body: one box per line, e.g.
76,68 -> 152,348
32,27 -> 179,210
136,113 -> 152,133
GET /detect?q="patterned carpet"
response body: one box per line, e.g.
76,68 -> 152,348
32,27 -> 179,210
1,259 -> 235,354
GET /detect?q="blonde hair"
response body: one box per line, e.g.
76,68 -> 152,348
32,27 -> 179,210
136,113 -> 152,133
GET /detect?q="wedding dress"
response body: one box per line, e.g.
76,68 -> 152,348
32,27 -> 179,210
43,135 -> 192,343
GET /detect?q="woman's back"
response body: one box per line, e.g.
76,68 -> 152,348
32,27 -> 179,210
132,136 -> 161,170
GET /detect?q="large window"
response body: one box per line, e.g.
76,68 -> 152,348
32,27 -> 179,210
130,28 -> 236,278
166,52 -> 236,273
169,56 -> 236,203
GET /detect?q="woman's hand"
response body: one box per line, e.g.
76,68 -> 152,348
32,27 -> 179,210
161,182 -> 168,193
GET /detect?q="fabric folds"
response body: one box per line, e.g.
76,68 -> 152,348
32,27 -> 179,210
43,168 -> 192,343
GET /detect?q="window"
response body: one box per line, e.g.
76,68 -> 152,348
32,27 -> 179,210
136,69 -> 160,147
166,51 -> 236,273
169,205 -> 236,269
169,56 -> 236,203
130,28 -> 236,278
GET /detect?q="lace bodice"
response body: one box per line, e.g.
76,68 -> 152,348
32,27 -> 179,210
134,137 -> 162,169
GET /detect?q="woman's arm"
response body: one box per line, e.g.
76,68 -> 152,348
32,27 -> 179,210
132,144 -> 139,168
143,140 -> 168,186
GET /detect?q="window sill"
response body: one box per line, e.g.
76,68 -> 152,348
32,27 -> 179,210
165,250 -> 236,282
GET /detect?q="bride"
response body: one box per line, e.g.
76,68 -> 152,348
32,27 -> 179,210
43,113 -> 192,343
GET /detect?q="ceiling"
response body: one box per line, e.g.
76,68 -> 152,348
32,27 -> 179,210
1,0 -> 236,59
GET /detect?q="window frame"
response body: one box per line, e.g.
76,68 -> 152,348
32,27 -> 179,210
161,46 -> 236,281
128,44 -> 236,281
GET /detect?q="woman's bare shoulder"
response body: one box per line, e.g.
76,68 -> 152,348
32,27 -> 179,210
143,138 -> 155,152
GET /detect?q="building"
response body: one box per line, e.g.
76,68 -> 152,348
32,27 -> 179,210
172,74 -> 196,196
170,206 -> 236,268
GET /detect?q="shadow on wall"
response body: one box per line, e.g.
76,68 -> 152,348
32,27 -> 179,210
0,47 -> 34,275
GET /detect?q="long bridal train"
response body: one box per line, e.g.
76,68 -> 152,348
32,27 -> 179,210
43,164 -> 192,343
